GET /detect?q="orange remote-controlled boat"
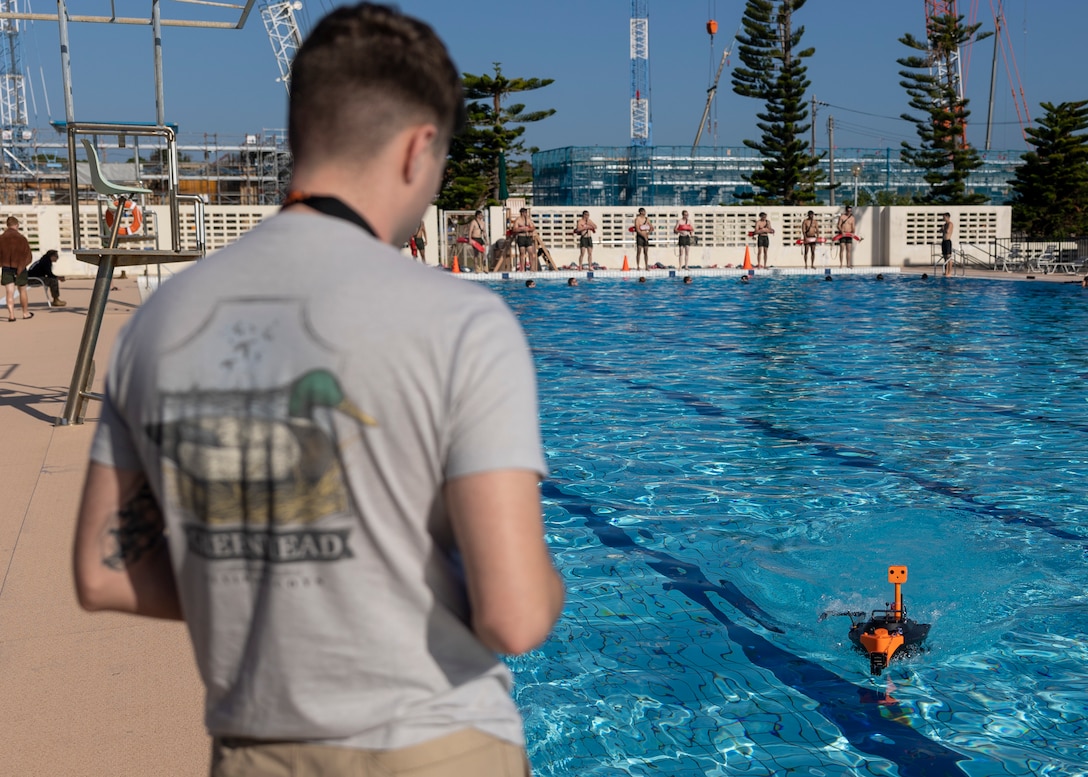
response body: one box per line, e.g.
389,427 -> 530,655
820,565 -> 931,676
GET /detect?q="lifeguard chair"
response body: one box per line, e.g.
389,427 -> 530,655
1,0 -> 262,426
59,122 -> 207,425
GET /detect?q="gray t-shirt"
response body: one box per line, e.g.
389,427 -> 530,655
91,211 -> 547,749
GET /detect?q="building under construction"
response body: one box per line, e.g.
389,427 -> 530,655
531,145 -> 1022,207
0,127 -> 290,206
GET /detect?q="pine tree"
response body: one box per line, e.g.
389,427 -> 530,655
898,14 -> 989,204
730,0 -> 823,205
438,64 -> 554,210
1009,101 -> 1088,237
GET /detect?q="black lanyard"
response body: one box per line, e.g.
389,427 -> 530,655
283,194 -> 377,239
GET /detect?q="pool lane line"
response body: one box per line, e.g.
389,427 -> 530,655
537,350 -> 1088,547
540,480 -> 970,777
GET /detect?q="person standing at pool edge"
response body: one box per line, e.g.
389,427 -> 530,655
753,212 -> 773,269
634,208 -> 653,271
801,210 -> 820,269
941,212 -> 954,277
468,209 -> 487,272
574,210 -> 597,269
675,210 -> 694,270
413,219 -> 427,263
512,207 -> 536,271
837,205 -> 857,268
73,4 -> 564,775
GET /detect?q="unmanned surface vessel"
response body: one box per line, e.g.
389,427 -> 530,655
821,565 -> 931,675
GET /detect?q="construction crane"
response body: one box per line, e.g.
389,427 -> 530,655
0,0 -> 29,163
926,0 -> 1030,148
981,0 -> 1030,147
692,18 -> 737,155
630,0 -> 650,146
261,0 -> 304,93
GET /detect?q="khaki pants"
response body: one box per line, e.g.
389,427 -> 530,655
211,728 -> 531,777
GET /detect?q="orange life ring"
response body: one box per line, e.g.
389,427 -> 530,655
104,199 -> 144,236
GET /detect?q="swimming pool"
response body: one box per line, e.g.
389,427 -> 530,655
491,275 -> 1088,776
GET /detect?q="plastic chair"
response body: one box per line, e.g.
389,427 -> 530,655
81,139 -> 152,199
23,276 -> 54,307
81,138 -> 152,248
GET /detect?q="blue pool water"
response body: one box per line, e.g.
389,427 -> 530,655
490,275 -> 1088,776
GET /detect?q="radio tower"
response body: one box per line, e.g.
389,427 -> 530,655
0,0 -> 29,141
630,0 -> 651,146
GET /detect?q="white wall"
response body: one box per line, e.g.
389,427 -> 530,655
0,203 -> 1011,276
436,205 -> 1011,270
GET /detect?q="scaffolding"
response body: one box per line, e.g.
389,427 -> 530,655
532,145 -> 1022,207
0,127 -> 289,205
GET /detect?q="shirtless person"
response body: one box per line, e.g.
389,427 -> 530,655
675,210 -> 694,270
511,207 -> 535,271
801,210 -> 820,269
634,208 -> 654,271
468,210 -> 487,272
753,212 -> 774,269
941,212 -> 954,277
413,220 -> 427,264
574,210 -> 597,269
836,205 -> 857,268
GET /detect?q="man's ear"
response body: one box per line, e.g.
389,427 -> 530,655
403,124 -> 440,184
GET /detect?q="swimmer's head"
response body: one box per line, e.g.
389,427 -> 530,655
638,276 -> 647,283
525,279 -> 536,287
683,276 -> 692,284
567,277 -> 578,286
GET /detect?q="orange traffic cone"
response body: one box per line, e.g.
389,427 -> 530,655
452,255 -> 461,273
742,245 -> 753,270
622,255 -> 630,271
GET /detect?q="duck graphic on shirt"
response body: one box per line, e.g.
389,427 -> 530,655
148,298 -> 375,563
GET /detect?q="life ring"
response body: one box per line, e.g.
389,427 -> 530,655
104,199 -> 143,236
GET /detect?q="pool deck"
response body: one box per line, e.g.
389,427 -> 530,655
0,264 -> 1079,774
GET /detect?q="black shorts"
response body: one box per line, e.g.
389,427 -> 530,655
678,234 -> 692,247
1,267 -> 27,286
516,235 -> 533,248
941,239 -> 953,257
839,236 -> 853,245
579,236 -> 593,248
636,234 -> 649,247
757,235 -> 769,248
414,236 -> 425,250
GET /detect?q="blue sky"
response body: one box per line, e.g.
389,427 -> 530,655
16,0 -> 1079,154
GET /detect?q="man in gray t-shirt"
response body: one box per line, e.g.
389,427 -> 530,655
74,5 -> 564,775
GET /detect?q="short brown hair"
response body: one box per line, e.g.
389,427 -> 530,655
5,216 -> 18,228
289,3 -> 466,166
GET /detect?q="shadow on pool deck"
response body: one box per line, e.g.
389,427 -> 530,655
0,266 -> 1078,773
0,277 -> 207,776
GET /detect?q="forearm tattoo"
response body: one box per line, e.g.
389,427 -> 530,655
102,479 -> 166,571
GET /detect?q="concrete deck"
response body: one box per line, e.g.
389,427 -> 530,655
0,264 -> 1078,774
1,278 -> 207,776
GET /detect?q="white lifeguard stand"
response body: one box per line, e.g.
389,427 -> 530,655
0,1 -> 259,424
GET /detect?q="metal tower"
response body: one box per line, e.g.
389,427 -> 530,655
630,0 -> 650,146
924,0 -> 964,102
0,0 -> 28,136
261,1 -> 303,93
